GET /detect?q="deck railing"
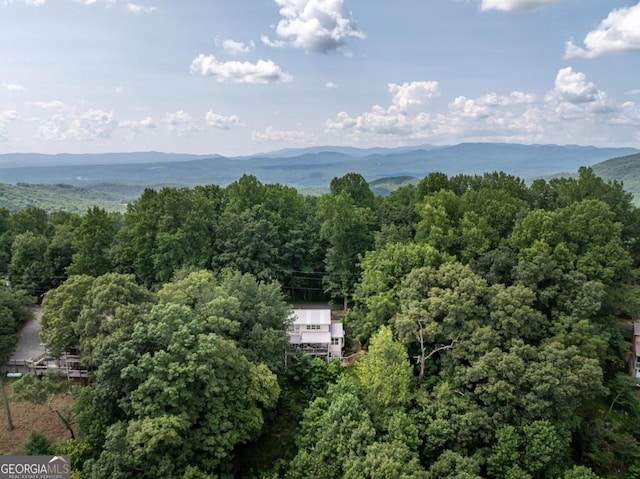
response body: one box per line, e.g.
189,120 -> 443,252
2,356 -> 89,378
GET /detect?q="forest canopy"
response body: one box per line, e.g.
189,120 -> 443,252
4,167 -> 640,478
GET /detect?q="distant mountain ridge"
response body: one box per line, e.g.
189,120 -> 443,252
0,151 -> 219,168
0,143 -> 637,190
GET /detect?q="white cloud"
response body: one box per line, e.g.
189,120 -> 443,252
115,86 -> 124,93
38,108 -> 115,141
0,111 -> 17,122
273,0 -> 365,54
480,0 -> 563,12
1,82 -> 25,91
119,116 -> 155,129
2,0 -> 46,6
72,0 -> 119,5
204,110 -> 244,129
626,89 -> 640,96
190,54 -> 292,83
118,116 -> 155,138
389,81 -> 440,110
447,92 -> 536,121
260,34 -> 286,48
546,67 -> 607,105
252,126 -> 314,143
325,67 -> 635,146
216,38 -> 255,55
534,73 -> 614,126
25,100 -> 67,111
4,0 -> 154,10
325,81 -> 339,89
565,3 -> 640,59
0,110 -> 17,140
162,110 -> 202,137
325,81 -> 440,138
326,106 -> 439,138
610,101 -> 640,126
126,3 -> 157,14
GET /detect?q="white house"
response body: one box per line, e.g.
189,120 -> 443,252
288,308 -> 344,361
632,322 -> 640,379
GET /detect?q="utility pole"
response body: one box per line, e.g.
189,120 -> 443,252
1,379 -> 13,431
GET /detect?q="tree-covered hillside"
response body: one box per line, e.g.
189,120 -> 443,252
593,153 -> 640,205
4,167 -> 640,478
0,183 -> 145,213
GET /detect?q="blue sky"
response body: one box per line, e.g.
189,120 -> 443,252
0,0 -> 639,156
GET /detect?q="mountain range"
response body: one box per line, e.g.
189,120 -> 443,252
1,143 -> 640,213
0,143 -> 637,191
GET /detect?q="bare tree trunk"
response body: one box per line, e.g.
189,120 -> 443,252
48,396 -> 75,439
54,409 -> 75,440
417,318 -> 426,386
1,380 -> 13,431
415,326 -> 459,387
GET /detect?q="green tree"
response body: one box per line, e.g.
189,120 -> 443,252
45,223 -> 76,289
21,430 -> 54,455
415,193 -> 460,253
330,172 -> 376,210
462,340 -> 605,427
40,274 -> 95,358
487,421 -> 568,479
287,378 -> 376,479
286,349 -> 342,404
318,191 -> 375,308
67,207 -> 118,277
8,231 -> 51,295
356,326 -> 413,409
392,262 -> 489,383
348,242 -> 449,344
150,187 -> 217,284
213,205 -> 282,281
412,384 -> 492,464
426,450 -> 483,479
416,172 -> 451,200
55,439 -> 94,478
9,207 -> 52,236
157,269 -> 290,374
225,174 -> 266,214
510,199 -> 631,287
343,441 -> 428,479
375,184 -> 419,247
113,188 -> 162,286
85,302 -> 280,478
562,466 -> 601,479
0,286 -> 32,363
40,273 -> 154,362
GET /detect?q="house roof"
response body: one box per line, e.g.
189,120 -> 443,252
330,322 -> 344,338
292,309 -> 331,326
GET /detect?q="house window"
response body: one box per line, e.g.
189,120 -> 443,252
306,324 -> 320,330
331,337 -> 340,345
289,324 -> 300,333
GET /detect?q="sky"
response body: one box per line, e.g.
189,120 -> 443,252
0,0 -> 639,156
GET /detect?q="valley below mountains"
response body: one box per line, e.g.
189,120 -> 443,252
0,142 -> 639,211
